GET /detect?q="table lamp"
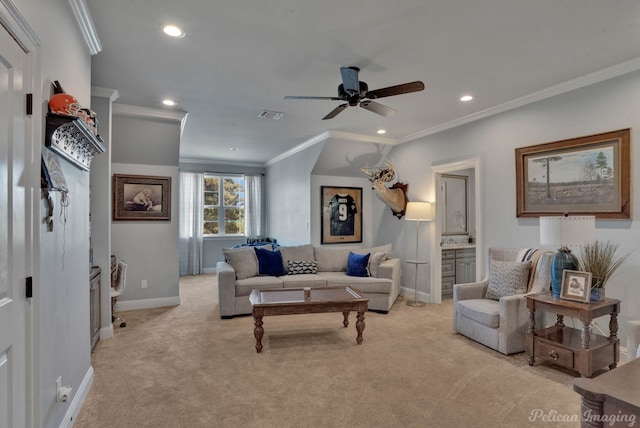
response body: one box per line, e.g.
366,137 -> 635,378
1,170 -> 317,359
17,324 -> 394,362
540,215 -> 595,297
405,201 -> 432,306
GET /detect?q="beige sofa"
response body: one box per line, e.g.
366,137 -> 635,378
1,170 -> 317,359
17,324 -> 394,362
216,243 -> 401,318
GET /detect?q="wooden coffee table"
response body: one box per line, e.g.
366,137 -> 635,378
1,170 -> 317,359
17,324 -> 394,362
249,286 -> 369,353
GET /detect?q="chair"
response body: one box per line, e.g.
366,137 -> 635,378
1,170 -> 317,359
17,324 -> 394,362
111,260 -> 127,328
628,320 -> 640,361
453,248 -> 552,355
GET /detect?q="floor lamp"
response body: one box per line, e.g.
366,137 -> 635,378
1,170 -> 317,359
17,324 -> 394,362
405,202 -> 432,307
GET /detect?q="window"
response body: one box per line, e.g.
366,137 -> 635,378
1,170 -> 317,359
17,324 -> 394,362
203,174 -> 245,236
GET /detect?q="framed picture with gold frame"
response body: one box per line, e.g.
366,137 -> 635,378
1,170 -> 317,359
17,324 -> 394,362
113,174 -> 171,221
560,270 -> 591,303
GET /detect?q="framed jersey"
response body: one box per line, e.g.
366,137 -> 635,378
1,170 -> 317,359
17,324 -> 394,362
321,186 -> 362,244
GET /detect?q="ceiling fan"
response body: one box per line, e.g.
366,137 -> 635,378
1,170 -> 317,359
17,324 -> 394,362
284,66 -> 425,120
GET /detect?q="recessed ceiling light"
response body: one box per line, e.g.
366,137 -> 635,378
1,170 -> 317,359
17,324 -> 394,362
229,147 -> 240,151
377,129 -> 387,134
163,25 -> 185,38
162,99 -> 177,107
460,95 -> 473,102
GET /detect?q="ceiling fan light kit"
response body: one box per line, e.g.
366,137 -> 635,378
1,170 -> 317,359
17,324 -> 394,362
284,66 -> 425,120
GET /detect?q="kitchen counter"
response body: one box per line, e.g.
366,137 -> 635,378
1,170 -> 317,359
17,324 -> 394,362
441,244 -> 476,250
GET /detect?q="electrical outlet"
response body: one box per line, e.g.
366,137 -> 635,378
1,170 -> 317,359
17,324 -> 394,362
141,279 -> 148,288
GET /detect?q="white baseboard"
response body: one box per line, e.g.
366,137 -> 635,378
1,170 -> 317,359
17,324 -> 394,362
100,324 -> 113,340
202,267 -> 217,274
115,296 -> 181,312
63,365 -> 93,428
400,286 -> 430,303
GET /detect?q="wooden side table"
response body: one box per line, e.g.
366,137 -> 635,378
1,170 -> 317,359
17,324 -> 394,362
525,293 -> 620,378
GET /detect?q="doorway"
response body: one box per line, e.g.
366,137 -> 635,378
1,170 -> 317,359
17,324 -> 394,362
429,158 -> 482,303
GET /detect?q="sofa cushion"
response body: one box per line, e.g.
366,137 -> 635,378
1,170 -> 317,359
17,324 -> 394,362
254,247 -> 286,277
368,252 -> 388,277
456,299 -> 500,328
235,276 -> 283,297
318,272 -> 392,294
222,247 -> 259,280
485,259 -> 532,300
279,244 -> 315,273
287,260 -> 318,275
346,252 -> 370,277
314,246 -> 350,272
280,274 -> 327,288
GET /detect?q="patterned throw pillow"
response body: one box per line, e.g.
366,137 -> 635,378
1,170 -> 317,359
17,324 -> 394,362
287,260 -> 318,275
485,259 -> 532,300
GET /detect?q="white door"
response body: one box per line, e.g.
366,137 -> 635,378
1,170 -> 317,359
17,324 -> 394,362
0,23 -> 29,428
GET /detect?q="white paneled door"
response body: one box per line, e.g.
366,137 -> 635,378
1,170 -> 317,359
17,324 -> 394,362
0,22 -> 29,428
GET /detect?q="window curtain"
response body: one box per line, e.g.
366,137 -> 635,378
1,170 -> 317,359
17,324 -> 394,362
244,174 -> 264,238
179,171 -> 204,275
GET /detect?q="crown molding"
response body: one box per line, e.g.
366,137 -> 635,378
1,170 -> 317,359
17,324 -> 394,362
0,0 -> 41,51
178,158 -> 265,168
398,56 -> 640,144
91,86 -> 120,102
69,0 -> 102,55
265,130 -> 396,167
113,103 -> 189,136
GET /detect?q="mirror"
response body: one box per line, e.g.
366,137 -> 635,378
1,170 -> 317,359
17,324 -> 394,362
442,174 -> 468,235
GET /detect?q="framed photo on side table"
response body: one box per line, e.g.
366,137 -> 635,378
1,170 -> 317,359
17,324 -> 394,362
560,270 -> 592,303
515,129 -> 631,219
113,174 -> 171,221
321,186 -> 362,244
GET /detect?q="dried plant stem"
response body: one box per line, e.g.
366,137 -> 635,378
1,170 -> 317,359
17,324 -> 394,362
578,240 -> 630,289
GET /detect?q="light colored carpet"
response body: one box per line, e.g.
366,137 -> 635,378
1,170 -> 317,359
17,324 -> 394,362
75,274 -> 582,427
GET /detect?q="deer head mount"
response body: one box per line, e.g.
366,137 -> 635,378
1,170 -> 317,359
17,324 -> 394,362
361,160 -> 409,219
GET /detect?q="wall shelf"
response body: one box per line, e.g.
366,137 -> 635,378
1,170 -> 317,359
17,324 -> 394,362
45,113 -> 105,171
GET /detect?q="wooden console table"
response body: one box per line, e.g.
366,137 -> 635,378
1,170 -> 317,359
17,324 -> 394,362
525,293 -> 620,378
573,358 -> 640,427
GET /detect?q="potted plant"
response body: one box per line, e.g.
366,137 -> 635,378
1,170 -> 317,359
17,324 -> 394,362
578,240 -> 631,301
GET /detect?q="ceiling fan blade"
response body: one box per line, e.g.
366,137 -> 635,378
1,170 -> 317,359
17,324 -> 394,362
284,95 -> 342,100
340,67 -> 360,95
359,100 -> 396,117
322,103 -> 348,120
365,81 -> 425,99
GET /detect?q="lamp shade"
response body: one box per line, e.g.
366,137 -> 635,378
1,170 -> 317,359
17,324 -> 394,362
540,215 -> 595,247
405,202 -> 432,221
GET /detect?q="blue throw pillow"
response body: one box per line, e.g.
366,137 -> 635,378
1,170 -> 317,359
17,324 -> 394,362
346,252 -> 370,277
254,247 -> 286,276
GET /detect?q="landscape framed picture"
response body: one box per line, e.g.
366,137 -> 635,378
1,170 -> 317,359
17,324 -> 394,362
560,269 -> 591,303
113,174 -> 171,221
515,129 -> 631,219
321,186 -> 362,244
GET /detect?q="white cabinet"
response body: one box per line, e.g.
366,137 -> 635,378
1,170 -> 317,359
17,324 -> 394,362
442,247 -> 476,295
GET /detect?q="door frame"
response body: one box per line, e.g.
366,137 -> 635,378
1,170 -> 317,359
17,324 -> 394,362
429,158 -> 482,303
0,1 -> 42,426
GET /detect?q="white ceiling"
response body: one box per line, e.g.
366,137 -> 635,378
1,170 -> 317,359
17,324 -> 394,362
86,0 -> 640,166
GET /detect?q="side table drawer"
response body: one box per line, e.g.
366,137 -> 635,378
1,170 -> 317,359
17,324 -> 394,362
535,340 -> 574,369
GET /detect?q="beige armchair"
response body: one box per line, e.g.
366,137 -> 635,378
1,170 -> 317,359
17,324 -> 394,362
453,248 -> 552,355
628,320 -> 640,362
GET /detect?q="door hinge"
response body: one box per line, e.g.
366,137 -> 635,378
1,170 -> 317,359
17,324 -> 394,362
26,93 -> 33,116
25,276 -> 33,298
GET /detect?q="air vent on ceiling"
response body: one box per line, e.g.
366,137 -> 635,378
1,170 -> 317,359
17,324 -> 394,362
258,110 -> 285,120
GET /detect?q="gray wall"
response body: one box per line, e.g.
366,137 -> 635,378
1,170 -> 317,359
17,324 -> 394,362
266,142 -> 325,245
378,69 -> 640,340
110,114 -> 181,308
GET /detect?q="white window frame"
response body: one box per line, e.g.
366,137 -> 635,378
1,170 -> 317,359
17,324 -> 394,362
203,173 -> 245,237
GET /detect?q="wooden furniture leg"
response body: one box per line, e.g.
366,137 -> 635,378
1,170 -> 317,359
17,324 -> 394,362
343,311 -> 350,328
356,311 -> 365,344
253,315 -> 264,353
